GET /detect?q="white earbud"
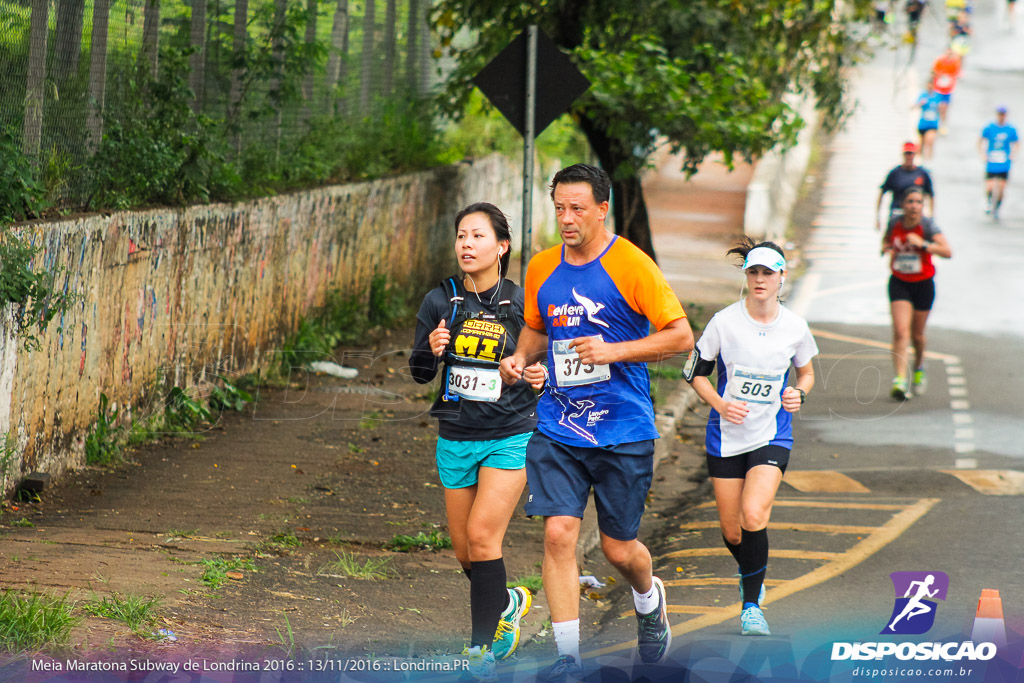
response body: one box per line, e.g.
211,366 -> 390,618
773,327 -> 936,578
780,276 -> 786,288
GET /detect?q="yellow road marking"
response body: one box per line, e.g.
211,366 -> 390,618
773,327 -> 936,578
660,548 -> 842,561
587,498 -> 939,659
783,470 -> 871,493
667,605 -> 731,615
940,470 -> 1024,495
663,578 -> 786,588
618,605 -> 732,619
697,499 -> 908,511
677,520 -> 879,534
809,328 -> 959,362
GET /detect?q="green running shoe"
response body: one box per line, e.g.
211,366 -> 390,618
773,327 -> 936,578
912,368 -> 926,395
492,586 -> 531,660
891,376 -> 909,401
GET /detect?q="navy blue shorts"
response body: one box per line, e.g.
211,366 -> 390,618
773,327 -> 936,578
706,445 -> 790,478
524,430 -> 654,541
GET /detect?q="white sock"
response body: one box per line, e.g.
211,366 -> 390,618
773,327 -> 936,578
633,582 -> 659,615
552,619 -> 581,662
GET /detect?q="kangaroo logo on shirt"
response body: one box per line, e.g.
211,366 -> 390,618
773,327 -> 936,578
571,288 -> 609,328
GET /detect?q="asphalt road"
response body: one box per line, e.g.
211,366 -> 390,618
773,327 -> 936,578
578,5 -> 1024,681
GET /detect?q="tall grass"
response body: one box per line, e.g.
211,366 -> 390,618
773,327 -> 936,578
0,590 -> 80,652
81,592 -> 162,633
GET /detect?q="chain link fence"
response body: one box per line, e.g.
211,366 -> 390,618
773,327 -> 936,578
0,0 -> 437,211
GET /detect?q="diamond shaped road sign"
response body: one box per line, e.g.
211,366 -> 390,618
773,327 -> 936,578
472,28 -> 591,137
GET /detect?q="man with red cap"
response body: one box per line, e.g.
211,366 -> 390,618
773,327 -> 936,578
875,141 -> 935,231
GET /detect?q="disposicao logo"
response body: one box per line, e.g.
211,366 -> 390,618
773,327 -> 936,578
882,571 -> 948,635
831,570 -> 997,663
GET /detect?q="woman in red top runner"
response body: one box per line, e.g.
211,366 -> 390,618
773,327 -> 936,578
882,187 -> 953,400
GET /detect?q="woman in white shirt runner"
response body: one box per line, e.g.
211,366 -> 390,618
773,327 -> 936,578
684,238 -> 818,636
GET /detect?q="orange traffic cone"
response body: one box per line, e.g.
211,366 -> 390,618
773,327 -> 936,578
971,589 -> 1006,646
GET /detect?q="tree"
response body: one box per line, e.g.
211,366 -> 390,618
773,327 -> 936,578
141,0 -> 161,78
326,0 -> 349,113
23,0 -> 48,158
53,0 -> 85,82
405,0 -> 419,93
382,0 -> 397,96
359,0 -> 376,115
229,0 -> 249,152
302,0 -> 319,121
190,0 -> 208,112
85,0 -> 111,154
432,0 -> 871,259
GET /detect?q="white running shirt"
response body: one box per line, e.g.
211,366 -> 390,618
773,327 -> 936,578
694,301 -> 818,458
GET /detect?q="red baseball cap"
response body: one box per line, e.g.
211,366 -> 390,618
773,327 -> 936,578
903,142 -> 918,153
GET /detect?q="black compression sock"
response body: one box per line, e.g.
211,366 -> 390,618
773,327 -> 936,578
470,558 -> 507,648
739,527 -> 769,605
723,535 -> 742,565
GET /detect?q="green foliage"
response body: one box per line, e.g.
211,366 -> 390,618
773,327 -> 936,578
207,379 -> 253,413
256,530 -> 302,556
445,91 -> 590,166
317,550 -> 393,580
275,99 -> 451,189
0,590 -> 80,652
0,433 -> 17,495
433,0 -> 871,176
0,233 -> 79,351
81,592 -> 162,633
648,363 -> 684,381
164,386 -> 212,431
275,611 -> 296,657
11,518 -> 34,528
125,414 -> 163,447
88,49 -> 237,210
269,531 -> 302,548
197,557 -> 256,590
384,530 -> 453,553
507,574 -> 544,594
0,127 -> 47,224
432,0 -> 873,249
358,411 -> 383,430
278,273 -> 413,376
84,393 -> 122,466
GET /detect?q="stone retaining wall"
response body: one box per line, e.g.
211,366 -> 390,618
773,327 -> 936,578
0,154 -> 551,491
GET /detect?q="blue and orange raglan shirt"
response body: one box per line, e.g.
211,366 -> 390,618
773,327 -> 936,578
524,236 -> 686,448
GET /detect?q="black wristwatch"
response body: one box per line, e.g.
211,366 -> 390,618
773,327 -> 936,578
797,388 -> 806,404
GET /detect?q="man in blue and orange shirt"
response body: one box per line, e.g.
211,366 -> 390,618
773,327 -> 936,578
500,163 -> 693,677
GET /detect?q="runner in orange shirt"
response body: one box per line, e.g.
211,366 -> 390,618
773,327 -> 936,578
931,47 -> 962,134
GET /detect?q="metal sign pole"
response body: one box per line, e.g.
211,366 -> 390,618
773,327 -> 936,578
520,25 -> 537,281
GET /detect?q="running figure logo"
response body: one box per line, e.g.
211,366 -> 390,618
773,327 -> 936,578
881,571 -> 949,635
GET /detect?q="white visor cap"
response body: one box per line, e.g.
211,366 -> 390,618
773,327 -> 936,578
743,246 -> 786,272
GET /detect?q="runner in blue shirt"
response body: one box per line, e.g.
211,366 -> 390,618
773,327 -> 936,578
914,82 -> 943,160
978,106 -> 1019,220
